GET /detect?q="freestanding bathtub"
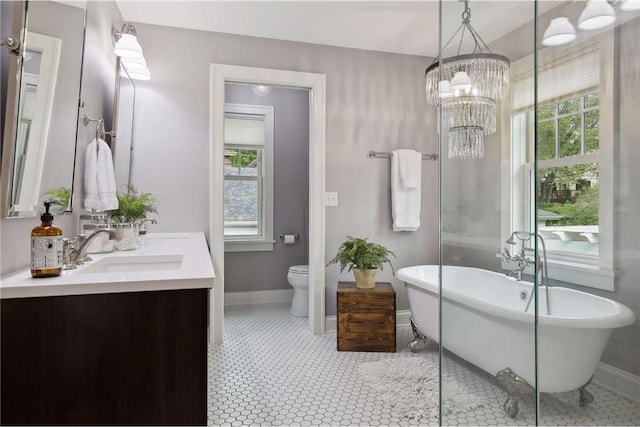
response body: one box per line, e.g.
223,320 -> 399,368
396,265 -> 636,417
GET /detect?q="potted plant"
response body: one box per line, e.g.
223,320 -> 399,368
327,236 -> 395,289
107,185 -> 158,250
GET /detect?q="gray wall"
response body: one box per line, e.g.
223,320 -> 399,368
128,23 -> 439,314
0,1 -> 122,275
224,84 -> 310,293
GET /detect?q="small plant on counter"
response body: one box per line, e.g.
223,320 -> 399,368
327,236 -> 395,289
107,185 -> 158,224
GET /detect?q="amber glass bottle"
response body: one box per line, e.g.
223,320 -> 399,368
31,202 -> 63,278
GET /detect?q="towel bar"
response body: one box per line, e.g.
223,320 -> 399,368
368,150 -> 438,160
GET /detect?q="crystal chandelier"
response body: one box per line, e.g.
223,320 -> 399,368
425,1 -> 510,159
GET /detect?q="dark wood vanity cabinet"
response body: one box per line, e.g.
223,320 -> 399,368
0,288 -> 209,426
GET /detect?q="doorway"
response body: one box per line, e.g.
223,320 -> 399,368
209,64 -> 326,343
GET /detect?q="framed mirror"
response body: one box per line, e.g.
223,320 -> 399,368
112,60 -> 136,190
0,1 -> 87,218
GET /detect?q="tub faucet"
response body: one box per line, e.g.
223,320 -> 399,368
502,232 -> 532,280
68,229 -> 120,264
503,231 -> 550,315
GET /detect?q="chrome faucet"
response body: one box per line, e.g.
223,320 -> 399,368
502,232 -> 533,280
68,229 -> 120,263
503,231 -> 550,315
138,218 -> 157,235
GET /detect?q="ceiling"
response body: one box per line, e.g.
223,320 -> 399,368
116,1 -> 561,57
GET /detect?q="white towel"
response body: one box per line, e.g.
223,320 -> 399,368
84,138 -> 118,211
391,149 -> 421,232
396,149 -> 422,188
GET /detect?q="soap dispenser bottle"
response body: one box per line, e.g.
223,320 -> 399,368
31,201 -> 63,278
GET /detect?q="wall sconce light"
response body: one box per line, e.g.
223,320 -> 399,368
542,0 -> 638,47
113,23 -> 151,80
113,23 -> 143,59
120,56 -> 147,72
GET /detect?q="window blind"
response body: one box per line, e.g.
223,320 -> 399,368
224,117 -> 265,146
511,45 -> 599,111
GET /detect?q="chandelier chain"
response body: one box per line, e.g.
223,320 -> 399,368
461,1 -> 471,24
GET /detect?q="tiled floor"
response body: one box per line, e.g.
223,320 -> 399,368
208,303 -> 640,426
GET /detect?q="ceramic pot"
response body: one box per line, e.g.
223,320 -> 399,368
353,268 -> 378,289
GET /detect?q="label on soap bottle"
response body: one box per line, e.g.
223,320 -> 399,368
31,236 -> 63,269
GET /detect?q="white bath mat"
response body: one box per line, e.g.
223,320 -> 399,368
359,357 -> 486,425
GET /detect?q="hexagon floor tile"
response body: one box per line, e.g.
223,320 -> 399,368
208,303 -> 640,426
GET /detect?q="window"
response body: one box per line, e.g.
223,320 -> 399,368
505,39 -> 616,290
223,104 -> 274,252
535,92 -> 600,261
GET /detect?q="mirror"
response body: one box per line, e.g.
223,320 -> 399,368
0,0 -> 86,218
112,61 -> 136,190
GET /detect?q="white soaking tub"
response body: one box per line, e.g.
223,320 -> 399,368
396,265 -> 635,417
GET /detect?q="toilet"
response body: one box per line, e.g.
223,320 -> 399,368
287,265 -> 309,317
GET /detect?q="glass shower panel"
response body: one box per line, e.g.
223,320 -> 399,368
535,3 -> 640,426
438,1 -> 537,425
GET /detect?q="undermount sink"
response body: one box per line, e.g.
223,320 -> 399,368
79,254 -> 183,274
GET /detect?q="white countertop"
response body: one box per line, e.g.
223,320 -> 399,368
0,232 -> 215,299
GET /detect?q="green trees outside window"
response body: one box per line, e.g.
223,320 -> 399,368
536,92 -> 599,226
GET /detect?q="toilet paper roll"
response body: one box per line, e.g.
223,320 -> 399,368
283,234 -> 296,244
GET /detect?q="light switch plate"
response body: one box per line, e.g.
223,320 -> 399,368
324,192 -> 338,207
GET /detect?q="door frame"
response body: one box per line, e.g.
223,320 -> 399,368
209,64 -> 327,343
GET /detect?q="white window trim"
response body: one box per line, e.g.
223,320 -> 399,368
501,33 -> 617,291
223,103 -> 275,253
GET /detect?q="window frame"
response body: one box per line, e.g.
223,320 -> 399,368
502,35 -> 617,291
223,103 -> 275,252
527,92 -> 601,265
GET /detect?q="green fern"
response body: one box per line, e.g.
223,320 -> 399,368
108,185 -> 158,223
327,236 -> 395,273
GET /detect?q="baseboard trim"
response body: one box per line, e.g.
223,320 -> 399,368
224,289 -> 293,306
593,362 -> 640,403
325,309 -> 412,333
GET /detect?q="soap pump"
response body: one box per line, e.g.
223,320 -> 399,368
31,201 -> 63,278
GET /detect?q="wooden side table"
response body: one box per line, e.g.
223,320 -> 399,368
337,281 -> 396,352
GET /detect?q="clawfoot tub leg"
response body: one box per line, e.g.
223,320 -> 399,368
496,368 -> 535,418
408,317 -> 431,353
579,376 -> 594,407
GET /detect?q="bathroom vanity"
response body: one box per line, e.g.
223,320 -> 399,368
0,232 -> 214,425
